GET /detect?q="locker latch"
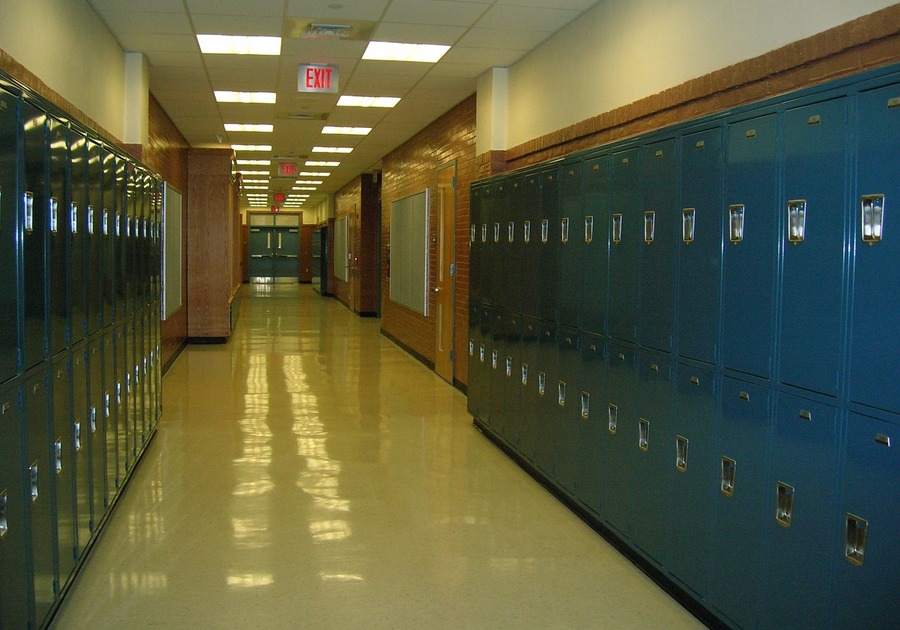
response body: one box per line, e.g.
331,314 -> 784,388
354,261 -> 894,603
676,436 -> 689,472
607,403 -> 617,434
71,202 -> 79,234
860,194 -> 885,245
538,372 -> 546,396
776,482 -> 795,527
639,418 -> 650,451
468,340 -> 474,357
505,356 -> 512,378
24,191 -> 34,233
612,213 -> 623,244
584,216 -> 594,244
50,197 -> 58,233
521,364 -> 528,386
561,218 -> 569,244
720,457 -> 736,496
581,392 -> 590,419
728,204 -> 745,243
469,224 -> 475,244
523,220 -> 531,244
643,211 -> 655,244
844,513 -> 868,566
541,219 -> 549,244
0,490 -> 7,538
787,199 -> 807,244
558,381 -> 566,407
508,222 -> 515,244
682,208 -> 696,244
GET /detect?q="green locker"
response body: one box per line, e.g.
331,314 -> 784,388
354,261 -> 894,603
490,180 -> 509,312
114,323 -> 130,476
602,342 -> 637,537
516,317 -> 540,463
538,168 -> 559,322
69,132 -> 88,344
506,176 -> 524,314
576,333 -> 607,515
533,320 -> 558,475
51,354 -> 77,584
114,158 -> 127,323
608,147 -> 641,343
554,326 -> 581,493
103,329 -> 118,497
558,160 -> 583,327
0,377 -> 29,629
581,153 -> 610,336
101,149 -> 117,328
70,343 -> 91,557
87,338 -> 106,530
22,101 -> 49,370
86,140 -> 103,335
48,116 -> 68,356
521,171 -> 541,318
0,86 -> 19,383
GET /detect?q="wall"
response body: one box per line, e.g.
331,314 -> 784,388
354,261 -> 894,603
380,96 -> 477,384
333,174 -> 380,315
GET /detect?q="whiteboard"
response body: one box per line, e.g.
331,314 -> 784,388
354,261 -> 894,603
390,190 -> 429,314
161,182 -> 183,320
334,216 -> 349,281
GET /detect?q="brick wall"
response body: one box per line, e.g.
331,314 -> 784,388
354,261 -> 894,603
380,95 -> 477,386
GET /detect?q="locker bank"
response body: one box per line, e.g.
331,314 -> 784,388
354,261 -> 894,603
1,1 -> 899,629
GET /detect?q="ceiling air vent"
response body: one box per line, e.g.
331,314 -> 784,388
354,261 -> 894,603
286,19 -> 375,41
283,112 -> 329,121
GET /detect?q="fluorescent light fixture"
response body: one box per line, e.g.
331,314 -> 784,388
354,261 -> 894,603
242,179 -> 270,184
363,41 -> 449,63
305,161 -> 340,167
299,171 -> 331,177
238,170 -> 269,176
232,145 -> 272,152
198,35 -> 281,56
294,186 -> 317,191
337,95 -> 400,108
294,180 -> 323,185
236,159 -> 271,165
243,185 -> 268,190
215,91 -> 277,104
312,146 -> 353,154
322,126 -> 371,135
225,124 -> 274,133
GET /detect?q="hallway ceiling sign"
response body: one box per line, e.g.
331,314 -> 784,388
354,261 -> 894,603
298,64 -> 339,93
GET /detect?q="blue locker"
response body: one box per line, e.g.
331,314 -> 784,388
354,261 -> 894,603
554,326 -> 581,493
631,350 -> 673,565
849,82 -> 900,414
538,168 -> 559,322
22,101 -> 49,370
69,132 -> 87,344
722,113 -> 778,378
0,86 -> 19,383
834,411 -> 900,628
25,365 -> 56,624
677,127 -> 724,364
115,323 -> 131,476
70,343 -> 91,557
101,149 -> 116,327
534,320 -> 558,475
0,377 -> 30,630
87,338 -> 106,529
517,316 -> 540,463
581,153 -> 610,335
667,362 -> 717,598
576,332 -> 607,515
103,329 -> 118,497
780,97 -> 848,397
86,140 -> 103,334
114,157 -> 128,323
765,391 -> 839,629
506,176 -> 524,314
558,160 -> 583,327
48,116 -> 68,356
521,171 -> 542,318
490,180 -> 509,311
601,342 -> 637,537
609,147 -> 641,342
51,354 -> 77,585
638,138 -> 677,352
709,376 -> 771,629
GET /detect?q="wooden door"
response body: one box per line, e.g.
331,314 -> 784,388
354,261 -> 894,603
434,164 -> 456,382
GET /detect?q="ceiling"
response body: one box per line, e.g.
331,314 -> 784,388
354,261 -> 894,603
86,0 -> 599,209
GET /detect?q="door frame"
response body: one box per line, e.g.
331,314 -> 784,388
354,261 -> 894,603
434,161 -> 457,383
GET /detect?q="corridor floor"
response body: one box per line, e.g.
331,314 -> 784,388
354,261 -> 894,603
50,284 -> 703,629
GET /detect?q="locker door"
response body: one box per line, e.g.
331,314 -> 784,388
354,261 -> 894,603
113,158 -> 127,323
602,342 -> 637,537
101,149 -> 116,326
479,185 -> 494,305
780,97 -> 848,396
558,160 -> 583,327
498,312 -> 523,448
86,140 -> 103,334
849,83 -> 900,414
667,362 -> 717,598
677,127 -> 724,364
123,169 -> 136,318
129,316 -> 144,454
25,365 -> 56,623
69,133 -> 88,342
577,332 -> 607,515
103,329 -> 118,497
534,321 -> 558,475
506,176 -> 524,314
51,354 -> 76,583
0,378 -> 30,630
710,377 -> 771,628
609,147 -> 641,342
722,113 -> 778,378
581,153 -> 610,335
87,339 -> 106,529
834,412 -> 900,628
638,138 -> 677,352
22,102 -> 48,370
631,351 -> 673,564
71,343 -> 91,556
521,172 -> 541,318
466,301 -> 481,418
47,116 -> 68,355
486,309 -> 505,435
538,168 -> 559,322
490,180 -> 508,311
554,326 -> 581,493
114,323 -> 130,476
765,392 -> 839,629
0,87 -> 19,383
517,316 -> 540,463
468,184 -> 482,305
477,304 -> 494,423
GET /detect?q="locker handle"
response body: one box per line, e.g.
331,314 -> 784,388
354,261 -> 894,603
643,211 -> 655,244
860,194 -> 885,245
508,221 -> 515,244
521,363 -> 528,386
612,213 -> 623,244
505,356 -> 513,378
538,372 -> 546,396
728,204 -> 745,244
479,344 -> 485,363
491,350 -> 498,370
115,210 -> 120,237
267,232 -> 271,249
90,406 -> 97,434
0,490 -> 7,538
608,403 -> 617,434
481,224 -> 487,243
581,392 -> 590,419
523,220 -> 531,244
88,206 -> 95,235
584,216 -> 593,244
541,219 -> 549,244
561,217 -> 569,244
74,422 -> 82,451
682,208 -> 696,244
775,482 -> 795,527
72,202 -> 79,234
639,418 -> 650,451
54,440 -> 63,475
105,393 -> 111,418
875,433 -> 891,447
50,197 -> 58,233
102,208 -> 109,236
30,463 -> 39,501
720,457 -> 736,496
468,339 -> 474,356
676,435 -> 689,472
470,224 -> 476,243
844,514 -> 868,566
494,222 -> 500,243
787,199 -> 807,244
558,381 -> 566,407
24,191 -> 34,233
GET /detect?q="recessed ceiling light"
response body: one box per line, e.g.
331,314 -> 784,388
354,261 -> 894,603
363,41 -> 449,63
293,186 -> 318,191
215,91 -> 277,104
198,35 -> 281,56
299,171 -> 330,177
322,126 -> 371,135
337,95 -> 400,108
236,159 -> 271,165
225,123 -> 274,133
238,170 -> 269,176
305,161 -> 340,167
294,180 -> 323,185
243,185 -> 268,190
312,146 -> 353,154
242,179 -> 270,184
232,145 -> 272,152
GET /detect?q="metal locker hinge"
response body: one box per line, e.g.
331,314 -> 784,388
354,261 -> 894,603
449,263 -> 455,277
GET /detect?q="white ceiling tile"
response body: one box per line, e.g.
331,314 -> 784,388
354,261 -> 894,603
475,4 -> 581,32
191,13 -> 285,36
186,0 -> 286,17
96,11 -> 193,37
286,0 -> 391,21
383,0 -> 490,27
496,0 -> 598,9
89,0 -> 185,12
372,22 -> 467,45
146,52 -> 204,69
456,26 -> 549,50
119,33 -> 200,54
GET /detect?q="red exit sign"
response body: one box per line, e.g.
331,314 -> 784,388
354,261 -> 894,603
298,64 -> 338,93
278,163 -> 297,177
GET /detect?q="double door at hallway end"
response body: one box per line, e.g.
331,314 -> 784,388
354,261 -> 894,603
249,224 -> 300,283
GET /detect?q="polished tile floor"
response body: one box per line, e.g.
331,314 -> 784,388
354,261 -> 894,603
51,284 -> 703,629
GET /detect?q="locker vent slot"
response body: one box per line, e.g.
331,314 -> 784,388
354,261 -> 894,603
775,482 -> 795,527
538,372 -> 546,396
728,204 -> 745,243
612,213 -> 623,244
541,219 -> 549,244
558,381 -> 566,407
643,211 -> 656,244
24,191 -> 34,232
581,392 -> 590,419
639,418 -> 650,451
844,514 -> 868,566
860,194 -> 884,244
50,197 -> 58,233
523,220 -> 531,244
30,463 -> 39,501
584,216 -> 593,244
561,217 -> 569,244
54,440 -> 63,474
720,457 -> 736,496
787,199 -> 807,243
682,208 -> 696,244
675,436 -> 689,472
608,403 -> 618,434
521,363 -> 528,386
0,490 -> 7,538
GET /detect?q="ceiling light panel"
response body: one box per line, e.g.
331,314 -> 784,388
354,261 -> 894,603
215,91 -> 277,104
322,126 -> 372,135
306,161 -> 340,167
236,159 -> 271,165
337,95 -> 400,108
232,145 -> 272,152
197,34 -> 281,55
225,123 -> 274,133
311,146 -> 353,154
299,172 -> 331,176
363,41 -> 450,63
